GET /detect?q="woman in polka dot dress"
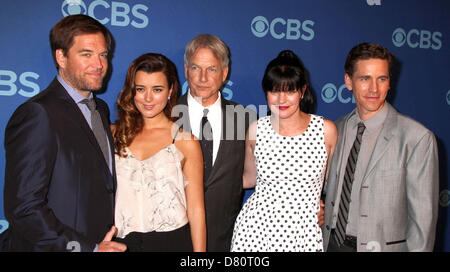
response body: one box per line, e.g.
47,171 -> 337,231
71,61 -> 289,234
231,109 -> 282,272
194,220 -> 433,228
231,50 -> 337,252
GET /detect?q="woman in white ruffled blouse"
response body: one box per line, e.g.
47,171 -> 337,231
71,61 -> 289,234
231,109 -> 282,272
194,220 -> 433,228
111,53 -> 206,252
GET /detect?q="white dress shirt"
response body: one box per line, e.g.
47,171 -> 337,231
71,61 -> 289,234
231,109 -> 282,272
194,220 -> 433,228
187,89 -> 222,165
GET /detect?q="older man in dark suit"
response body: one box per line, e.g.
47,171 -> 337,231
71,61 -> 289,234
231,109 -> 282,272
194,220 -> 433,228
3,15 -> 125,252
175,34 -> 253,251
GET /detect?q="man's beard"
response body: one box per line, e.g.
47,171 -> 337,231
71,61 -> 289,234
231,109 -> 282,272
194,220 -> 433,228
63,70 -> 104,93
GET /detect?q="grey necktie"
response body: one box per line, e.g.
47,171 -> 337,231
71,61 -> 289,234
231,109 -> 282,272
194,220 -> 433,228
334,122 -> 366,246
81,98 -> 110,168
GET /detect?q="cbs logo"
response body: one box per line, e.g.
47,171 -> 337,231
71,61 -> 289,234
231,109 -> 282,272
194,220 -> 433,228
392,27 -> 442,50
321,83 -> 355,104
0,70 -> 40,97
440,189 -> 450,207
62,0 -> 149,28
366,0 -> 381,5
251,15 -> 314,41
446,90 -> 450,106
0,219 -> 8,234
182,80 -> 234,101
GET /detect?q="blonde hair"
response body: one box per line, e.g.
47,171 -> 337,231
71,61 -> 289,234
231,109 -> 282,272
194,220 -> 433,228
184,34 -> 230,67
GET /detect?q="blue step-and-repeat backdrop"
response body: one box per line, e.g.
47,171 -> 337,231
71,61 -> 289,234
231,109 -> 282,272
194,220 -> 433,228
0,0 -> 449,251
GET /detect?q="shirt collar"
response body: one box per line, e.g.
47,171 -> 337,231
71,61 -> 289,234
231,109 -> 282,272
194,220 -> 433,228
57,75 -> 93,104
353,102 -> 389,133
187,89 -> 222,115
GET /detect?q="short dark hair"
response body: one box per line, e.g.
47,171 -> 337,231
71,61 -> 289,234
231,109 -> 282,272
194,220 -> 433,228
50,14 -> 112,69
262,50 -> 314,113
345,42 -> 395,76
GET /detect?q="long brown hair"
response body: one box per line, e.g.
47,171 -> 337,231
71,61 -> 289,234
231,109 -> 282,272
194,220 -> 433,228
113,53 -> 180,157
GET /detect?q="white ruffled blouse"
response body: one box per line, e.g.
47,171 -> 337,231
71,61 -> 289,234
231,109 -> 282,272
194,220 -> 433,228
114,144 -> 188,238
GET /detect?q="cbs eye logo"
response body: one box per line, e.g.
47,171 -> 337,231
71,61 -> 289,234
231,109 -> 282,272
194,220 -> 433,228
366,0 -> 381,5
62,0 -> 87,16
321,83 -> 355,104
251,16 -> 269,38
446,90 -> 450,106
0,220 -> 8,234
440,189 -> 450,207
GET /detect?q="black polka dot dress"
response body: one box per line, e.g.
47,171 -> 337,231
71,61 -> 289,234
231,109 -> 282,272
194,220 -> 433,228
231,115 -> 327,252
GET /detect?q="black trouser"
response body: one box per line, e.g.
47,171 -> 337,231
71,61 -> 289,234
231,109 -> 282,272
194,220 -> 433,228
114,223 -> 193,252
327,230 -> 357,252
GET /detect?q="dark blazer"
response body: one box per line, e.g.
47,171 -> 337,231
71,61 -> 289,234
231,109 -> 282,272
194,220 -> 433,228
3,78 -> 116,252
176,93 -> 250,251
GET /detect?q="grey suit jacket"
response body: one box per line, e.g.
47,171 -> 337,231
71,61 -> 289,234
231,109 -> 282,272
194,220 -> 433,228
322,103 -> 439,252
175,93 -> 251,251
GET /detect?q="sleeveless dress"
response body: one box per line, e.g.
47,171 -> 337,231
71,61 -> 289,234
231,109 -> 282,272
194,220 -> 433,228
114,133 -> 192,251
231,115 -> 327,252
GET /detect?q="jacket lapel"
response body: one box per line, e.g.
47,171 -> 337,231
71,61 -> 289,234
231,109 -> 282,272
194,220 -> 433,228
361,103 -> 397,184
52,79 -> 113,180
177,93 -> 232,188
205,96 -> 232,187
327,109 -> 353,197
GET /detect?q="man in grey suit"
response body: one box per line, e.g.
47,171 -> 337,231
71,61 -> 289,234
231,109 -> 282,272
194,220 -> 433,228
322,42 -> 439,252
175,34 -> 252,251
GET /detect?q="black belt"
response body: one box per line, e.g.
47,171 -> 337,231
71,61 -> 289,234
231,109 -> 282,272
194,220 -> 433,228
331,229 -> 357,250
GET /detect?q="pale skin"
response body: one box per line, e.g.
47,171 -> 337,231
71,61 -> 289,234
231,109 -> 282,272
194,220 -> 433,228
112,71 -> 206,251
184,47 -> 228,107
98,226 -> 127,252
55,33 -> 108,98
242,86 -> 337,227
55,32 -> 126,252
345,58 -> 390,121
